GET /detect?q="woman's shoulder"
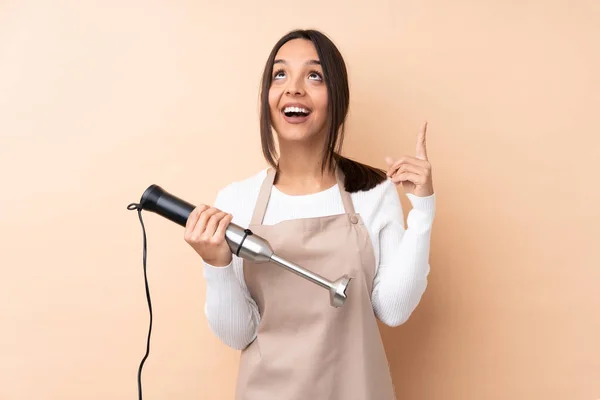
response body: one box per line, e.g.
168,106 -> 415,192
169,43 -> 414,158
349,177 -> 405,229
350,177 -> 399,211
218,168 -> 269,198
213,168 -> 270,225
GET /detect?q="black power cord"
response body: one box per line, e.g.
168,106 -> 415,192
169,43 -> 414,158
127,202 -> 152,400
126,185 -> 247,399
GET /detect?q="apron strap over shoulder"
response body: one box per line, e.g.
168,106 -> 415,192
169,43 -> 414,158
335,167 -> 356,216
250,168 -> 277,226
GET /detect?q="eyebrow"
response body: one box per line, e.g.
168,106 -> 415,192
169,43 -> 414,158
274,59 -> 321,66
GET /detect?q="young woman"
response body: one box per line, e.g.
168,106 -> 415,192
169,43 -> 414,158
184,29 -> 436,400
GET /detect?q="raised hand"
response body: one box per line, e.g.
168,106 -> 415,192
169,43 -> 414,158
385,121 -> 434,197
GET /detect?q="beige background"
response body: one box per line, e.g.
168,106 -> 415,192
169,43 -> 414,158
1,1 -> 599,399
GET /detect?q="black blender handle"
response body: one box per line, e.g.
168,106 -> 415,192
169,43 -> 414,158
139,184 -> 195,227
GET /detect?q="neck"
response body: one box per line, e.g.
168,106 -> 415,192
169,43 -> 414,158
275,139 -> 337,195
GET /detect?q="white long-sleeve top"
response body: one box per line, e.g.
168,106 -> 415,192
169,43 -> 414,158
201,168 -> 436,350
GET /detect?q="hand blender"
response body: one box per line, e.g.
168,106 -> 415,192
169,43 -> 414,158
136,184 -> 351,307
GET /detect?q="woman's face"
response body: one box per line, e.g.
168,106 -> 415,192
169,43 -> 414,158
268,39 -> 328,144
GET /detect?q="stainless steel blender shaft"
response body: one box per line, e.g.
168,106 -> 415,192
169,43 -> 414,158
225,223 -> 351,308
270,255 -> 351,308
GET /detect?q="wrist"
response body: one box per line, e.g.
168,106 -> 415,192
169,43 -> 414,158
413,184 -> 434,197
203,255 -> 232,268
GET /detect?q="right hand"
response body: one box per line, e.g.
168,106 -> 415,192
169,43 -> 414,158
184,205 -> 233,267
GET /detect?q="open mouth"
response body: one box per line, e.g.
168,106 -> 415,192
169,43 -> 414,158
282,106 -> 311,120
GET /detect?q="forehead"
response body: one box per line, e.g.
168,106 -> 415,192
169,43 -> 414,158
274,39 -> 320,64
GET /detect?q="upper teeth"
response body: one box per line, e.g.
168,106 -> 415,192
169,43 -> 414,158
284,106 -> 309,114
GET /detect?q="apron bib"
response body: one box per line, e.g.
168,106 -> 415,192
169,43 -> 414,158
235,167 -> 396,400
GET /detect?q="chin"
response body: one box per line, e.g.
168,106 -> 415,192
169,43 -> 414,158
273,118 -> 325,143
278,129 -> 311,141
276,127 -> 322,144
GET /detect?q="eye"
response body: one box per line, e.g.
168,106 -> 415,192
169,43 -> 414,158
308,70 -> 323,81
273,69 -> 286,80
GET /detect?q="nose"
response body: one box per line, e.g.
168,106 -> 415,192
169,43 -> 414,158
285,75 -> 305,96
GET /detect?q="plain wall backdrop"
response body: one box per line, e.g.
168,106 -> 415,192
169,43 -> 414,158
1,1 -> 599,399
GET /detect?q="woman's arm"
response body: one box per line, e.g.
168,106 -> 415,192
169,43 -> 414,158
203,256 -> 260,350
201,186 -> 260,350
370,180 -> 436,326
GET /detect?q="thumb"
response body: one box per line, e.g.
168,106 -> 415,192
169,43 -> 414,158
385,156 -> 394,166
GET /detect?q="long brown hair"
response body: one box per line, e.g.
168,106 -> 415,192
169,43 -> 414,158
259,29 -> 387,193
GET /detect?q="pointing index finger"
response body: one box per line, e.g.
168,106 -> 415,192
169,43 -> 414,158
416,121 -> 428,160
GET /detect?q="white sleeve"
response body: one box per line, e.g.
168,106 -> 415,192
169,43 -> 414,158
201,186 -> 260,350
370,180 -> 436,326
